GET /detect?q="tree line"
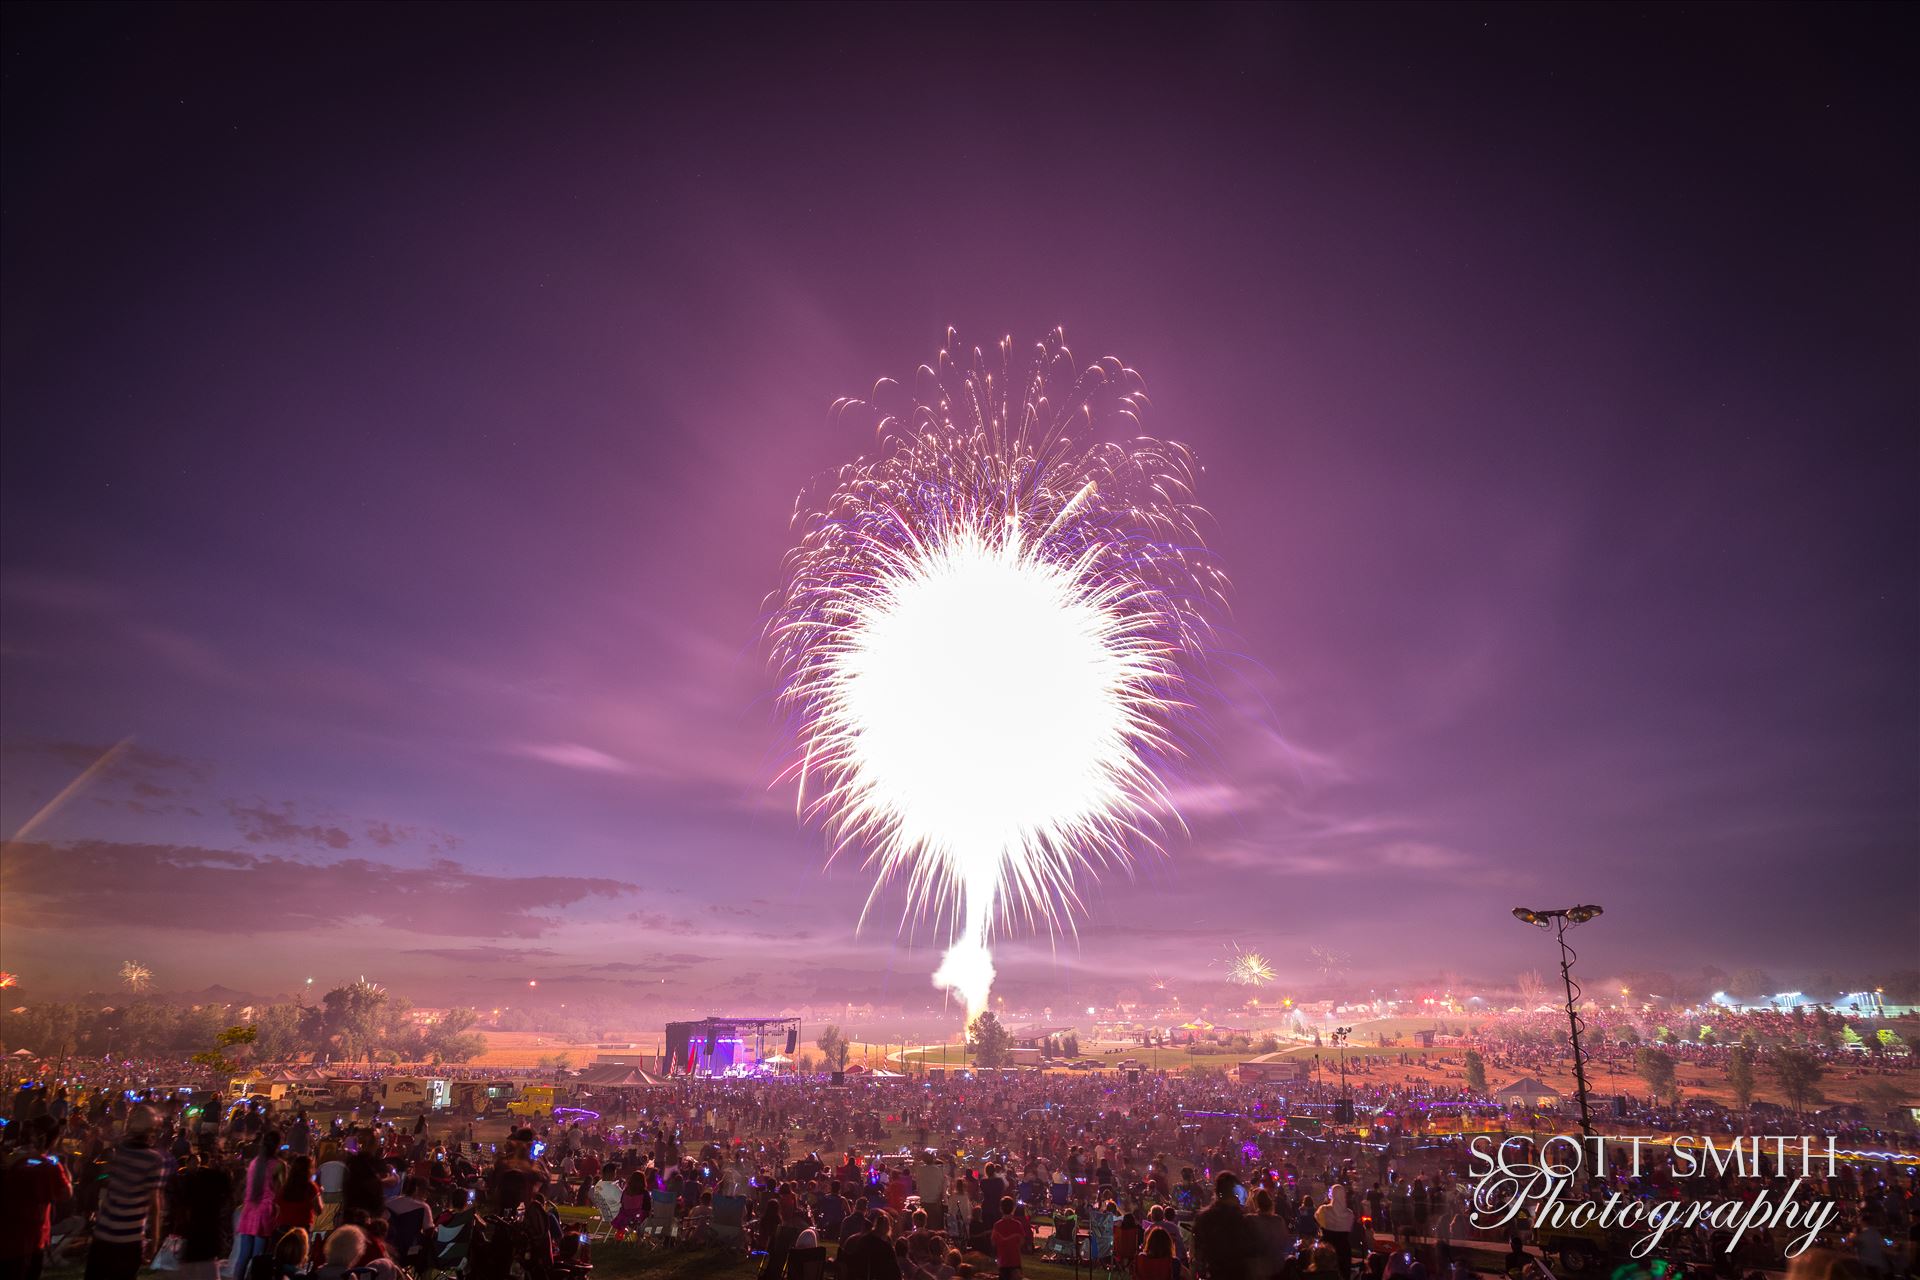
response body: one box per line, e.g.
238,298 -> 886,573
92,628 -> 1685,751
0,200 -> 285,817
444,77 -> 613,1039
0,979 -> 487,1066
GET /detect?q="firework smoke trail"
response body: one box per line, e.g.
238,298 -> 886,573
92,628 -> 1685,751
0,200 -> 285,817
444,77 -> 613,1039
768,331 -> 1226,1019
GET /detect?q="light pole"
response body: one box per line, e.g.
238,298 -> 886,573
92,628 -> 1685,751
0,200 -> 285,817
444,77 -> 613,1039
1511,904 -> 1604,1136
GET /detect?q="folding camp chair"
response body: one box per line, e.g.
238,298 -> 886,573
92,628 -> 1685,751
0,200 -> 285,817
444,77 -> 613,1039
588,1183 -> 624,1240
711,1195 -> 748,1251
642,1196 -> 677,1246
783,1246 -> 827,1280
1045,1214 -> 1082,1263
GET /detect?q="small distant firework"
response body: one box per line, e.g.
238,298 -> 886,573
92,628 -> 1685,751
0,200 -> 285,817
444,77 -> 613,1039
120,961 -> 153,993
0,972 -> 17,990
1310,946 -> 1351,980
1149,973 -> 1170,992
1223,945 -> 1277,987
768,331 -> 1226,1018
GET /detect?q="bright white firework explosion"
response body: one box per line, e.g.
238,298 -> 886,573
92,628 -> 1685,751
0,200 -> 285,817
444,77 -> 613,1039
1222,945 -> 1276,987
120,961 -> 153,993
768,331 -> 1225,1018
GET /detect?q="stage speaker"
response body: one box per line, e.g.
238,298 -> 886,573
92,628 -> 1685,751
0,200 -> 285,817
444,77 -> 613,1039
1613,1095 -> 1628,1118
786,1029 -> 798,1054
831,1071 -> 845,1085
1125,1069 -> 1141,1083
705,1029 -> 718,1054
1334,1099 -> 1354,1123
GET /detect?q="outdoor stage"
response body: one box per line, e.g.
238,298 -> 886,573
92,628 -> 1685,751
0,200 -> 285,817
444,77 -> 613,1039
663,1015 -> 802,1076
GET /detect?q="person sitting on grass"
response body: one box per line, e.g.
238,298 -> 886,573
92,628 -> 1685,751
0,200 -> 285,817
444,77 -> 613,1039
609,1170 -> 651,1239
683,1191 -> 716,1247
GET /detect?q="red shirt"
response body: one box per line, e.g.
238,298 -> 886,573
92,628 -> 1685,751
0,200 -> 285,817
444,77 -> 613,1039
0,1155 -> 74,1257
991,1215 -> 1032,1268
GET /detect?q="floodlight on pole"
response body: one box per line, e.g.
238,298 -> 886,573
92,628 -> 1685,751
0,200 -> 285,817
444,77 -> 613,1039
1510,904 -> 1604,1135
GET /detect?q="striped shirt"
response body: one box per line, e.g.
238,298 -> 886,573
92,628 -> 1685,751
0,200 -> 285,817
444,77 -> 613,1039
93,1141 -> 167,1244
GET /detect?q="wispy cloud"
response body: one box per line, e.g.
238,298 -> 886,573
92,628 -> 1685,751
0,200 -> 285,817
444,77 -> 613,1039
3,841 -> 637,937
511,742 -> 633,774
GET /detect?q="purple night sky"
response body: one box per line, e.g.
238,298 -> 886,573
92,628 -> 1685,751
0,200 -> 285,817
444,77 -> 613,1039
2,6 -> 1913,1009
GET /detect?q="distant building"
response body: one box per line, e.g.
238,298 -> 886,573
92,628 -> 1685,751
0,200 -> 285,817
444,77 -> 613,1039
1238,1054 -> 1309,1084
1495,1077 -> 1563,1109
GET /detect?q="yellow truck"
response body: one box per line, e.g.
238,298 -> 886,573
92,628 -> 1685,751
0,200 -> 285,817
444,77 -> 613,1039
507,1084 -> 562,1117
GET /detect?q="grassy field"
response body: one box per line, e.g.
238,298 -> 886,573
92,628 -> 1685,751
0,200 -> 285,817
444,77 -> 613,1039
465,1024 -> 1917,1115
471,1031 -> 663,1069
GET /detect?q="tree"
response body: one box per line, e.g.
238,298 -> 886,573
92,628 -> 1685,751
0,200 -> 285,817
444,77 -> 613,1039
377,994 -> 418,1059
118,1001 -> 180,1056
1772,1048 -> 1824,1114
424,1008 -> 487,1064
1061,1032 -> 1080,1058
1725,1046 -> 1755,1111
318,980 -> 390,1063
1636,1047 -> 1677,1105
816,1024 -> 851,1072
191,1024 -> 258,1075
1839,1025 -> 1864,1051
969,1011 -> 1012,1069
1255,1034 -> 1279,1055
250,1004 -> 310,1062
1727,969 -> 1777,999
1463,1049 -> 1487,1094
2,1003 -> 82,1057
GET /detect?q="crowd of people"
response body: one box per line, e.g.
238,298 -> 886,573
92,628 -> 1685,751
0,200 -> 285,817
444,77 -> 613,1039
3,1066 -> 1916,1280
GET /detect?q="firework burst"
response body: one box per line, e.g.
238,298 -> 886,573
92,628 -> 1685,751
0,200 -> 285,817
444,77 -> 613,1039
768,331 -> 1225,1018
1310,946 -> 1351,981
120,961 -> 153,993
1222,945 -> 1277,987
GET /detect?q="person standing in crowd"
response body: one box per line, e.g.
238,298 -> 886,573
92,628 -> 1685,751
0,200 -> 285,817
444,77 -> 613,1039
1315,1184 -> 1355,1279
0,1118 -> 75,1280
841,1208 -> 901,1280
980,1165 -> 1007,1229
274,1155 -> 321,1235
229,1129 -> 285,1280
1194,1173 -> 1255,1280
84,1107 -> 167,1280
989,1198 -> 1032,1280
918,1152 -> 947,1217
343,1144 -> 388,1221
1247,1189 -> 1292,1280
173,1141 -> 234,1280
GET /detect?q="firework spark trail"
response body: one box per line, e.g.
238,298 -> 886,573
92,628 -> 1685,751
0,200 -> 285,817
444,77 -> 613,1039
768,331 -> 1226,1018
